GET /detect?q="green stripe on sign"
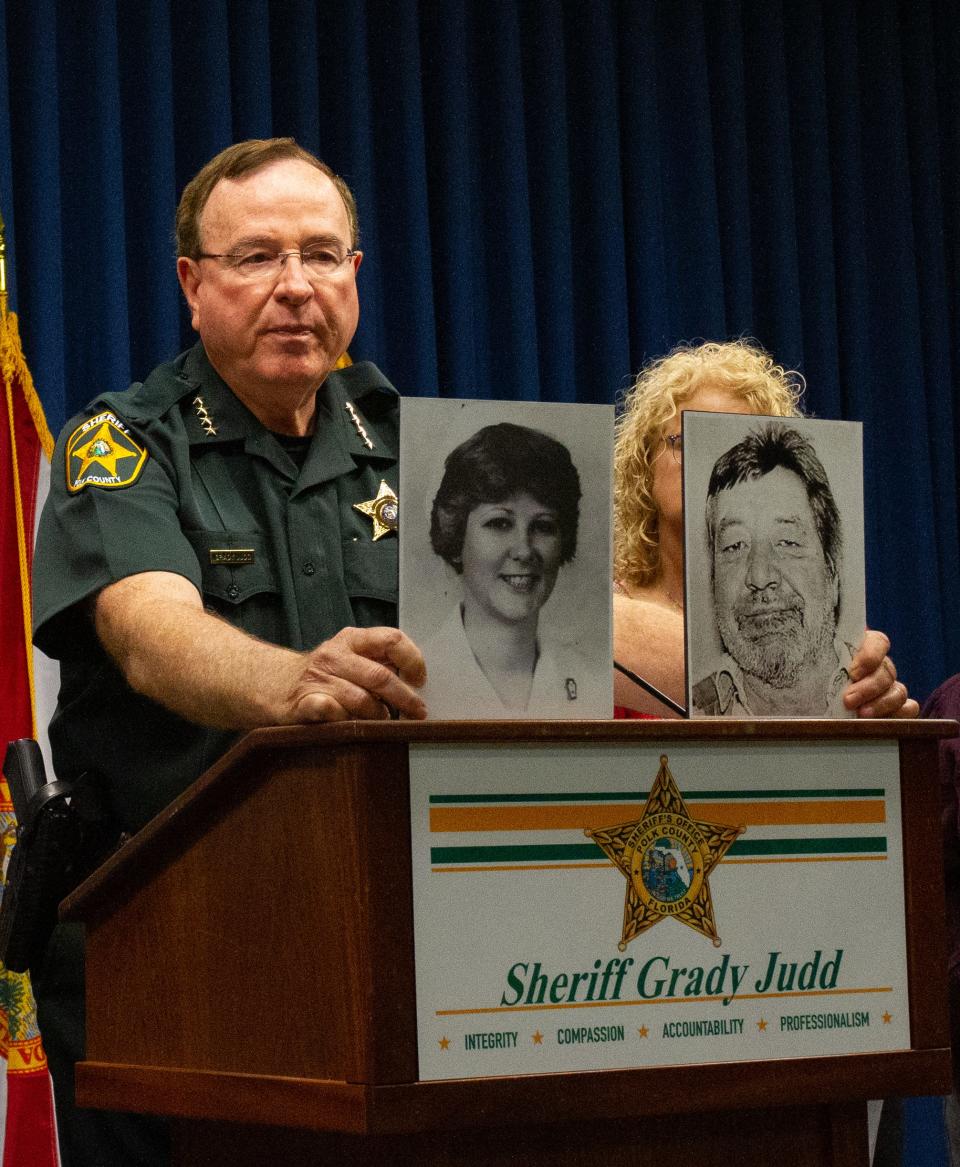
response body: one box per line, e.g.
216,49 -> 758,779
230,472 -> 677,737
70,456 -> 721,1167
429,836 -> 887,865
428,789 -> 885,804
431,844 -> 606,864
730,837 -> 887,856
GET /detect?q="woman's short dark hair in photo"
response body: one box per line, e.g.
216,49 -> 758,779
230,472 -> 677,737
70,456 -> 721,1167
430,423 -> 581,571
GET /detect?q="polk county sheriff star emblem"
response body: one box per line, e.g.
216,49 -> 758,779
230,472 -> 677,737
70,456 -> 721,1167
65,412 -> 148,493
586,754 -> 744,950
353,480 -> 398,541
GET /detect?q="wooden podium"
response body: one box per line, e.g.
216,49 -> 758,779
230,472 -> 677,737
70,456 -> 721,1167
62,719 -> 953,1167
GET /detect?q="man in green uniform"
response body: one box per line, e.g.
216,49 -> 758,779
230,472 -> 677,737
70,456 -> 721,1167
31,138 -> 426,1166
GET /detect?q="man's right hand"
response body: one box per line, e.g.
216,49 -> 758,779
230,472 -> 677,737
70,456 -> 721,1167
287,626 -> 427,722
95,571 -> 426,730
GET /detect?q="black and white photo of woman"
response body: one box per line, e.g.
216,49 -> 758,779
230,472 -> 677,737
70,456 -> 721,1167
400,405 -> 612,720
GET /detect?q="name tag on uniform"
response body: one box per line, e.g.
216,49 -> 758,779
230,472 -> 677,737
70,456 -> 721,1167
209,549 -> 255,565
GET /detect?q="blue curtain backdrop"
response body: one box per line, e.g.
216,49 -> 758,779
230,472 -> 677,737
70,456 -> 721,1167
0,1 -> 956,1163
2,0 -> 959,708
0,5 -> 957,672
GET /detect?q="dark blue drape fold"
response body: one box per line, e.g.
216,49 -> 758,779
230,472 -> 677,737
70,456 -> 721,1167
1,0 -> 958,708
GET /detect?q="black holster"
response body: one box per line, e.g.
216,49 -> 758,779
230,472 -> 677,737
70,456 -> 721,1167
0,739 -> 121,975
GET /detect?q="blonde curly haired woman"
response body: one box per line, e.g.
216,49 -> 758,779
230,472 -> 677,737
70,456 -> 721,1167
613,339 -> 917,719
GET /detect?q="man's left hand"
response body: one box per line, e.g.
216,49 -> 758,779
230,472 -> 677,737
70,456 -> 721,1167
843,629 -> 919,718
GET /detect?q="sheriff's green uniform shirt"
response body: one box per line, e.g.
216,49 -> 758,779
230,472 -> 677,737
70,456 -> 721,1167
33,343 -> 400,835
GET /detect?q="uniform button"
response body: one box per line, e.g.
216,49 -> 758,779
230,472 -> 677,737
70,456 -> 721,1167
227,583 -> 240,599
302,561 -> 316,576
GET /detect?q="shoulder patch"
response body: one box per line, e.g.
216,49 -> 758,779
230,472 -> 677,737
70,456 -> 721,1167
65,412 -> 148,493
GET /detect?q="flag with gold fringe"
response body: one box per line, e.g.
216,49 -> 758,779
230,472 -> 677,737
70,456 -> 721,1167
0,302 -> 60,1166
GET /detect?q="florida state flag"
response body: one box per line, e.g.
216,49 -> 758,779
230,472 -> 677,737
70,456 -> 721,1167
0,306 -> 60,1165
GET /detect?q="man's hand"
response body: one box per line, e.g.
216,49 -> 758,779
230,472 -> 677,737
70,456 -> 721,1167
286,626 -> 426,723
843,629 -> 919,719
95,571 -> 426,729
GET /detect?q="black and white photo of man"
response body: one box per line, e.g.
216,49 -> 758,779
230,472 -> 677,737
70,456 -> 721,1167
690,421 -> 862,718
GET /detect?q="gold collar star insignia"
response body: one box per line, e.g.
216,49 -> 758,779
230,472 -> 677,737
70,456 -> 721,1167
193,394 -> 217,435
353,480 -> 398,541
586,754 -> 743,950
345,400 -> 374,449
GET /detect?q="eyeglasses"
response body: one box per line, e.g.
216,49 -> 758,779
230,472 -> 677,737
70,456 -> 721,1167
662,433 -> 683,464
195,244 -> 359,283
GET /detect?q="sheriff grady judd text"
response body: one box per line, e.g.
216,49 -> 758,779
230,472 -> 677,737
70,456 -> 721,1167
500,951 -> 844,1008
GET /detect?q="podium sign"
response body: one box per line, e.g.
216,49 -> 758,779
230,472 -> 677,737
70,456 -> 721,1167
61,719 -> 949,1167
410,738 -> 909,1081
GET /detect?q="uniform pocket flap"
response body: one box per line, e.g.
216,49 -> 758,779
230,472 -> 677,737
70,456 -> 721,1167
342,537 -> 398,603
184,530 -> 280,604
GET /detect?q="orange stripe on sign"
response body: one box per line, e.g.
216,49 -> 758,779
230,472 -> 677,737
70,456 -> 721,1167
689,800 -> 885,826
429,800 -> 885,833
